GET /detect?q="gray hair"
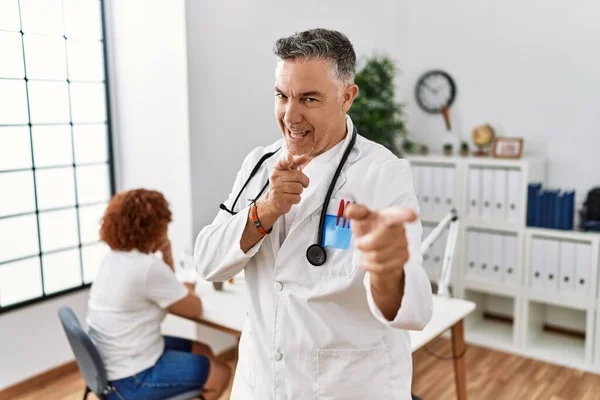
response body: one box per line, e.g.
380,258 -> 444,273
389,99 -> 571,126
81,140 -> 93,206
273,28 -> 357,87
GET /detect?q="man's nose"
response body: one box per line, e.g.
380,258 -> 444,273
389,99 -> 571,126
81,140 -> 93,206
283,101 -> 302,125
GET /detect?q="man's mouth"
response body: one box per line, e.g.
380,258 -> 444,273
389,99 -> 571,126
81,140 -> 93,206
288,129 -> 311,140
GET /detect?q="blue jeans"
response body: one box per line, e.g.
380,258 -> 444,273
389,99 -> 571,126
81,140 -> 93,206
107,336 -> 210,400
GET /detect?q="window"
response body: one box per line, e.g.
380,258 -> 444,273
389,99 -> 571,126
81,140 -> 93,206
0,0 -> 113,312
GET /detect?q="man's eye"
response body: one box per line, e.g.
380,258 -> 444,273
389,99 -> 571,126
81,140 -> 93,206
304,97 -> 317,103
275,93 -> 287,100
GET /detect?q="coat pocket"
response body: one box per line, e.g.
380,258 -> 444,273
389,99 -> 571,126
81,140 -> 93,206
307,197 -> 357,278
317,344 -> 393,399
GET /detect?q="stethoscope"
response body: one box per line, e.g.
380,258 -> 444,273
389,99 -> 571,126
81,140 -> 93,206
220,126 -> 357,266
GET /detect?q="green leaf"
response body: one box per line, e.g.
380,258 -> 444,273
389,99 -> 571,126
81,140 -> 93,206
348,54 -> 408,155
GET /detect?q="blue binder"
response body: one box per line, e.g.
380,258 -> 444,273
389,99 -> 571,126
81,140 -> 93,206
527,183 -> 542,226
563,191 -> 575,230
534,190 -> 544,227
554,193 -> 564,229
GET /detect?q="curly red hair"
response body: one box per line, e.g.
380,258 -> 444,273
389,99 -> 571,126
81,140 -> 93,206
100,189 -> 172,253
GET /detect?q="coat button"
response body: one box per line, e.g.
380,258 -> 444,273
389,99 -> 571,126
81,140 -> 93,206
274,352 -> 283,361
274,281 -> 283,291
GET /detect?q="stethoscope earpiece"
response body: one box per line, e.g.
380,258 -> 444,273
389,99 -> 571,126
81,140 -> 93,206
306,244 -> 327,266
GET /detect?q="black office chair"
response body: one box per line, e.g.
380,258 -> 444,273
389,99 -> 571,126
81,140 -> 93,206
58,306 -> 204,400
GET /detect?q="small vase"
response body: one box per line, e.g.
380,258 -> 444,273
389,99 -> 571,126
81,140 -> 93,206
213,282 -> 224,291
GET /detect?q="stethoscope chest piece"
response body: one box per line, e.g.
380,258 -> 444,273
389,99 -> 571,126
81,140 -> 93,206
306,244 -> 327,266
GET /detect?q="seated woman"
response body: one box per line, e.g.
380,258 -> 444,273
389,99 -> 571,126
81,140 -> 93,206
87,189 -> 231,400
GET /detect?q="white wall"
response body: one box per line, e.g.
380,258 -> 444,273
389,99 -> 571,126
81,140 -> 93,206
186,0 -> 411,231
401,0 -> 600,198
0,291 -> 89,389
108,0 -> 193,254
0,0 -> 201,390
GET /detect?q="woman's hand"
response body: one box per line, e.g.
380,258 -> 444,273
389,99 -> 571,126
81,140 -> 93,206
156,236 -> 174,271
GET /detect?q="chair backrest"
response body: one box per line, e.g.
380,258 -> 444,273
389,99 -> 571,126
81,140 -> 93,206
58,306 -> 109,397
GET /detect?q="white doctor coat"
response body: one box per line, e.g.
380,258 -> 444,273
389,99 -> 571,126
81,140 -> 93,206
195,116 -> 433,399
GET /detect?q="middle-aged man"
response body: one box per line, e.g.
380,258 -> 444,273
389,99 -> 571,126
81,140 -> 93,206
195,28 -> 433,399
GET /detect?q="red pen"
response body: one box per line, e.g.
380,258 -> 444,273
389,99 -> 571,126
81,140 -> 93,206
336,199 -> 345,227
344,200 -> 351,228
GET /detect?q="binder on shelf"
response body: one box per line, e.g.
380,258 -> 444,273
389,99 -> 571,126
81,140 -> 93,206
530,238 -> 545,289
554,193 -> 564,230
507,170 -> 521,221
481,169 -> 495,219
575,242 -> 591,296
564,190 -> 575,230
468,168 -> 481,218
491,233 -> 504,282
527,182 -> 542,226
542,239 -> 559,291
534,190 -> 544,227
558,240 -> 576,293
466,230 -> 478,280
493,169 -> 508,220
432,166 -> 445,216
504,235 -> 518,285
443,167 -> 455,213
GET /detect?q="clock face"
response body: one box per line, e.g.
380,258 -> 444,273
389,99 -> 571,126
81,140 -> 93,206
415,70 -> 456,114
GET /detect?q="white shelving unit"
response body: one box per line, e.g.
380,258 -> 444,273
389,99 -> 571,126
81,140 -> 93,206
407,153 -> 600,373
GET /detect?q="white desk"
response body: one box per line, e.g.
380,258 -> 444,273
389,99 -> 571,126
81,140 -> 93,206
187,277 -> 475,399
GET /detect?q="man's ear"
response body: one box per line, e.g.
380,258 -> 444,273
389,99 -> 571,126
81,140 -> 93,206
341,84 -> 359,113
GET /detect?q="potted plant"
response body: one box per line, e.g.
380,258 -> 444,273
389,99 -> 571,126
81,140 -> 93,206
348,54 -> 408,156
419,144 -> 429,155
443,143 -> 453,156
402,138 -> 417,154
460,141 -> 469,157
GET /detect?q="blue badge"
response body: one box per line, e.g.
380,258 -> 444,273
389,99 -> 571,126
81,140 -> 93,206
321,199 -> 352,250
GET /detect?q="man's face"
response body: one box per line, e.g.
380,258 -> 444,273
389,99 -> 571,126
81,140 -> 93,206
274,59 -> 357,156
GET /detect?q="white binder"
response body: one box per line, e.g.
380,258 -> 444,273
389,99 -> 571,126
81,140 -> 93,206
443,167 -> 455,213
575,243 -> 591,296
507,169 -> 521,221
490,233 -> 504,282
431,228 -> 447,281
481,168 -> 494,219
559,241 -> 576,293
412,165 -> 422,205
543,239 -> 559,291
530,238 -> 545,289
492,169 -> 507,220
421,225 -> 433,275
421,166 -> 433,216
466,230 -> 478,279
478,232 -> 491,279
504,235 -> 518,284
432,166 -> 445,216
468,167 -> 481,218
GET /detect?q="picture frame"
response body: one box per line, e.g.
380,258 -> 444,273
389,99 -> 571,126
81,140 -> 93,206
492,137 -> 524,159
